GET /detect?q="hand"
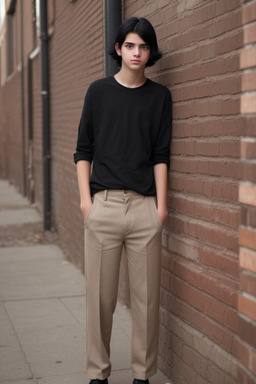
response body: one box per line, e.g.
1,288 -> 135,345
80,199 -> 93,222
157,206 -> 168,225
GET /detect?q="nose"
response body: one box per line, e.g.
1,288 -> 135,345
133,46 -> 140,56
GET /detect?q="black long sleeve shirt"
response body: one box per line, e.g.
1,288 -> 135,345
74,76 -> 172,196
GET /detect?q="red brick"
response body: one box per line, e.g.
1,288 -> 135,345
182,345 -> 199,371
206,362 -> 226,384
239,247 -> 256,273
241,140 -> 256,159
219,140 -> 240,158
225,307 -> 239,333
171,276 -> 188,300
198,288 -> 226,324
240,271 -> 256,296
244,116 -> 256,137
244,23 -> 256,44
168,214 -> 238,252
240,206 -> 256,228
169,192 -> 238,225
234,337 -> 250,370
237,364 -> 256,384
240,46 -> 256,69
158,21 -> 178,41
209,8 -> 241,37
241,94 -> 256,114
181,360 -> 197,384
170,140 -> 195,156
175,260 -> 238,308
179,299 -> 234,352
242,1 -> 256,24
226,0 -> 241,12
241,162 -> 256,183
170,157 -> 241,179
172,117 -> 241,139
237,366 -> 247,384
238,294 -> 256,321
216,31 -> 243,55
242,72 -> 256,92
191,3 -> 216,25
250,349 -> 256,376
194,141 -> 219,156
199,248 -> 239,279
239,314 -> 256,350
239,227 -> 256,250
239,183 -> 256,206
161,268 -> 171,290
172,54 -> 240,86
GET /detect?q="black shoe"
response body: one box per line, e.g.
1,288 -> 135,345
89,380 -> 108,384
133,380 -> 150,384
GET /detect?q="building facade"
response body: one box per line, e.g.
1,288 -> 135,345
0,0 -> 256,383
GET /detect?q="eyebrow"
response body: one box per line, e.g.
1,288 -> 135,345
124,42 -> 149,46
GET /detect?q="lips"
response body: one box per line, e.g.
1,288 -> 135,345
131,60 -> 141,63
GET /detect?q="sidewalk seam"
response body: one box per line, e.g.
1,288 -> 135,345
3,301 -> 35,381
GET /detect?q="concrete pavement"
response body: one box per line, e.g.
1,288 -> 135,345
0,179 -> 171,384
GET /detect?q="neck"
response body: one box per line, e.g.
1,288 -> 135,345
114,67 -> 147,88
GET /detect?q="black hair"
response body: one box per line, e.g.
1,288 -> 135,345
110,17 -> 162,67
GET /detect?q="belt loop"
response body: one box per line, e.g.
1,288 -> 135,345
104,190 -> 108,201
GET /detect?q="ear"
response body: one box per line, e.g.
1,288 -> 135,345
115,43 -> 122,56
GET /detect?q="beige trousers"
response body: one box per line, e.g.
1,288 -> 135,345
84,190 -> 162,380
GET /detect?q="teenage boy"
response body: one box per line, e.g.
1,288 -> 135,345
74,17 -> 172,384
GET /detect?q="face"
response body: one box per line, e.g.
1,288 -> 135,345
115,33 -> 151,71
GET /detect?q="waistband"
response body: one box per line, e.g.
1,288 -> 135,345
95,189 -> 144,201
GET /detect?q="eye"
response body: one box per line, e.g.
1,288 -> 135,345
125,43 -> 134,49
141,44 -> 150,50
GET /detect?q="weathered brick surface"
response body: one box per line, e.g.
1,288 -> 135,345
241,93 -> 256,114
237,0 -> 256,382
239,247 -> 256,273
0,0 -> 104,269
48,0 -> 104,268
1,72 -> 23,191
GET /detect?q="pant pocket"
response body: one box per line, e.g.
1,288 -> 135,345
84,196 -> 98,225
150,197 -> 163,227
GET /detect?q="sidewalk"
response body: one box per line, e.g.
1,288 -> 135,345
0,180 -> 171,384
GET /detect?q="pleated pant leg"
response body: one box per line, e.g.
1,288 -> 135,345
84,190 -> 162,380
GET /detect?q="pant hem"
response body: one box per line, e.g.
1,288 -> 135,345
132,368 -> 157,380
86,371 -> 110,380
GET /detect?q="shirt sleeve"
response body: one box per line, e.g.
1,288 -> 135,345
152,89 -> 172,168
73,85 -> 94,164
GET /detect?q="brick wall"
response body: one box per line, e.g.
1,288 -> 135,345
0,0 -> 34,192
49,0 -> 105,268
0,0 -> 105,266
0,1 -> 24,191
237,0 -> 256,382
2,72 -> 23,190
125,1 -> 242,383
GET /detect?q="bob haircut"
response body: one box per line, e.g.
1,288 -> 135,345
110,17 -> 162,67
